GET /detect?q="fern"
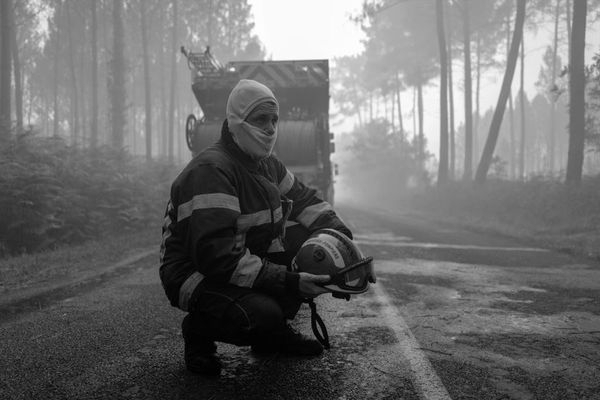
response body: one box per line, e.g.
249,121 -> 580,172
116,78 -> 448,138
0,129 -> 177,257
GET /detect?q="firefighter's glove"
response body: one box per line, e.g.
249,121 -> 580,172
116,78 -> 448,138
298,273 -> 330,298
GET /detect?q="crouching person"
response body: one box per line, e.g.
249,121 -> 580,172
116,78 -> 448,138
159,79 -> 352,376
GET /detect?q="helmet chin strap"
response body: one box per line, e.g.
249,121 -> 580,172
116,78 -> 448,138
304,256 -> 375,349
303,298 -> 330,350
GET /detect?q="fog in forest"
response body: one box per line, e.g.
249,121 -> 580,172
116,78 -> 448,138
330,0 -> 600,207
1,0 -> 600,255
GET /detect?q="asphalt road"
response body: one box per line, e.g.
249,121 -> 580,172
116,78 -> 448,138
1,203 -> 599,400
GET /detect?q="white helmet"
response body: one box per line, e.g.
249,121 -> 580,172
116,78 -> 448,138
292,229 -> 376,296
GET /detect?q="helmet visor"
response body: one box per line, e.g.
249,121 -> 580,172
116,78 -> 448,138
325,256 -> 375,294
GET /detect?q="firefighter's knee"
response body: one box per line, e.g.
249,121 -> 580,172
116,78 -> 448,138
242,293 -> 285,335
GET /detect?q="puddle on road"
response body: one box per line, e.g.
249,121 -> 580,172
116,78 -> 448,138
493,286 -> 600,315
375,259 -> 600,335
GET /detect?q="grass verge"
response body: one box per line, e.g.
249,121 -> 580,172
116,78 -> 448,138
407,178 -> 600,261
0,224 -> 160,294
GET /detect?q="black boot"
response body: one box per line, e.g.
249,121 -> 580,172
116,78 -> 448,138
251,324 -> 323,356
182,315 -> 222,376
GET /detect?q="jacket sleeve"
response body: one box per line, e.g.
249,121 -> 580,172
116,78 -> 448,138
160,163 -> 298,311
275,160 -> 352,239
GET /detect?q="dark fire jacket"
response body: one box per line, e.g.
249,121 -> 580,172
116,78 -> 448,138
159,121 -> 351,311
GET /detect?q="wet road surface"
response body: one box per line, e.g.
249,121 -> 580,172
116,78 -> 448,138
1,203 -> 599,399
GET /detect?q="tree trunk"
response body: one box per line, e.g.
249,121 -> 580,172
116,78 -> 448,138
448,29 -> 455,180
10,5 -> 22,132
462,0 -> 473,180
131,75 -> 136,153
519,35 -> 525,179
558,0 -> 569,171
417,81 -> 424,166
355,100 -> 363,127
42,90 -> 49,134
549,0 -> 560,172
177,99 -> 182,162
227,2 -> 233,54
475,0 -> 526,184
28,75 -> 34,126
395,72 -> 404,136
159,23 -> 167,156
566,0 -> 571,59
168,0 -> 178,163
67,6 -> 80,146
474,34 -> 481,163
369,92 -> 373,122
412,86 -> 417,141
52,0 -> 62,138
565,0 -> 572,171
560,0 -> 572,171
141,0 -> 152,161
565,0 -> 587,185
385,92 -> 396,128
508,93 -> 515,178
79,42 -> 87,146
436,0 -> 449,185
111,0 -> 126,150
0,0 -> 12,134
505,4 -> 515,179
390,92 -> 395,133
91,0 -> 98,148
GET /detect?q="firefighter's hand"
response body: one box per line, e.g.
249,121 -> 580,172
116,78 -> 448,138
298,272 -> 330,298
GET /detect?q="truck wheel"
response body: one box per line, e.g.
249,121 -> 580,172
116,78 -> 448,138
185,114 -> 197,151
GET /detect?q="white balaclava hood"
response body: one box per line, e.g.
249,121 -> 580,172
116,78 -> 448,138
226,79 -> 280,160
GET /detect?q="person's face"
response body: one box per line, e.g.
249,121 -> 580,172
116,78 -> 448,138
245,107 -> 279,136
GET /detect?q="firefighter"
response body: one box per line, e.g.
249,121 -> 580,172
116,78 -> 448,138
159,79 -> 352,376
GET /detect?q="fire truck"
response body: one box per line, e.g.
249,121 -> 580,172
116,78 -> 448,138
181,47 -> 335,203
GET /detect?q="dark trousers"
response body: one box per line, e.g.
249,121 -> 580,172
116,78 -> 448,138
184,224 -> 309,346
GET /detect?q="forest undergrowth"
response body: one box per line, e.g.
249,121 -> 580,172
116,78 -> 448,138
0,131 -> 177,257
409,176 -> 600,260
0,131 -> 179,293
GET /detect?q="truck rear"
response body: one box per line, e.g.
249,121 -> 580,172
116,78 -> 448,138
182,48 -> 335,203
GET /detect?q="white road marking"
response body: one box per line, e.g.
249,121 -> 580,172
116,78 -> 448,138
356,239 -> 548,253
372,282 -> 452,400
353,233 -> 413,242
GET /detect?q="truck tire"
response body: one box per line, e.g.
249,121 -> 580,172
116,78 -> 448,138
185,114 -> 197,151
